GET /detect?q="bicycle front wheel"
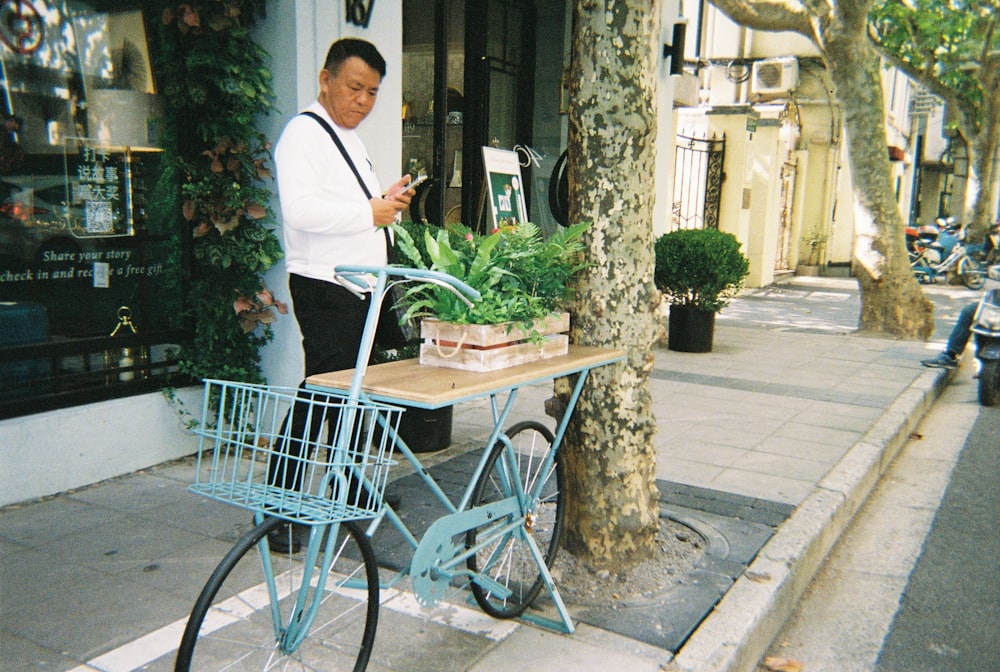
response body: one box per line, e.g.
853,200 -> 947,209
175,517 -> 379,672
467,421 -> 564,618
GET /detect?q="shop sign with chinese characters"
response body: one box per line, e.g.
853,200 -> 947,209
73,144 -> 122,235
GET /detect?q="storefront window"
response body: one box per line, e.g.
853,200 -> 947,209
0,1 -> 185,417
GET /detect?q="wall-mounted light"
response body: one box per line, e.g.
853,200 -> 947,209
939,145 -> 953,171
663,21 -> 687,76
939,138 -> 968,176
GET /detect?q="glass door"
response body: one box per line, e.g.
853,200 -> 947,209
462,0 -> 536,232
402,0 -> 543,233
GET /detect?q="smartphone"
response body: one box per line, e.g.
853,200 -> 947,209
389,174 -> 428,198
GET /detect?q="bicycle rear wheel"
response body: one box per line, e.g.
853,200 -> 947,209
961,257 -> 987,289
466,421 -> 564,618
175,516 -> 379,671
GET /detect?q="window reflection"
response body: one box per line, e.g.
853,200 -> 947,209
0,1 -> 179,414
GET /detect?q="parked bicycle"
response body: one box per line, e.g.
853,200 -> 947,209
174,266 -> 622,671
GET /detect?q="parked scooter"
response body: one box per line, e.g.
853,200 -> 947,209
982,220 -> 1000,266
905,216 -> 961,264
910,231 -> 986,289
906,222 -> 937,251
973,287 -> 1000,406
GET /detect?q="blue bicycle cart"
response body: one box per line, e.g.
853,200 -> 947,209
176,266 -> 623,671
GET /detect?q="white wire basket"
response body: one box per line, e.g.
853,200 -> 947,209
190,380 -> 401,525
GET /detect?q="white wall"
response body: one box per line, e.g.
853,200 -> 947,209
0,388 -> 202,506
654,1 -> 683,238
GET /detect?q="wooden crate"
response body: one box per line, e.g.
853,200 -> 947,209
419,312 -> 570,372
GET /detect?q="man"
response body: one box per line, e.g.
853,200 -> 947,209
922,263 -> 1000,369
269,38 -> 414,551
276,38 -> 412,376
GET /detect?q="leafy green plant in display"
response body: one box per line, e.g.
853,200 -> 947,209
392,221 -> 589,326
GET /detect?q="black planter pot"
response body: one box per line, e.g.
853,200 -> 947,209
397,405 -> 453,453
668,304 -> 716,353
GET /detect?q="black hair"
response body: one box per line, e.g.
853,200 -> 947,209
323,38 -> 386,79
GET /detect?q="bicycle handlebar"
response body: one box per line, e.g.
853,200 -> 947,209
334,265 -> 482,307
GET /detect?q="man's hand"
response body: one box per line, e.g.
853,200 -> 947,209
384,174 -> 417,201
371,195 -> 408,226
371,175 -> 415,226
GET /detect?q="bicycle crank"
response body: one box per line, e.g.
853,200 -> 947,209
411,497 -> 521,607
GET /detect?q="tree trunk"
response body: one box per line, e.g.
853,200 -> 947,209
560,0 -> 661,570
708,0 -> 934,339
823,19 -> 935,338
964,135 -> 995,243
960,57 -> 1000,242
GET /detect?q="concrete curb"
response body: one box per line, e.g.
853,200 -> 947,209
669,366 -> 953,672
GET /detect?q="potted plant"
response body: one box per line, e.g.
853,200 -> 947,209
392,220 -> 589,371
799,225 -> 829,275
654,228 -> 749,352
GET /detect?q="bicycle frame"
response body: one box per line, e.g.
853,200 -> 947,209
255,511 -> 351,653
351,356 -> 594,632
189,266 -> 483,658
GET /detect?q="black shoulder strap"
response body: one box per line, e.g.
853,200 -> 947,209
300,110 -> 394,262
300,111 -> 373,199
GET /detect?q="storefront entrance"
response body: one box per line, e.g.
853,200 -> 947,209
401,0 -> 567,234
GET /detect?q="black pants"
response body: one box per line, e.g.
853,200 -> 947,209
270,274 -> 405,491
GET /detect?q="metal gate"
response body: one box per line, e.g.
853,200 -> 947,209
672,133 -> 725,231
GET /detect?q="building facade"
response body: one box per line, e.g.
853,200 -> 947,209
671,1 -> 972,288
8,0 -> 978,505
0,0 -> 686,505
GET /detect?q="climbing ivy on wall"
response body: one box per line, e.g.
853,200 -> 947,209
149,1 -> 284,384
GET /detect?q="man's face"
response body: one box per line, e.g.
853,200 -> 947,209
319,56 -> 381,129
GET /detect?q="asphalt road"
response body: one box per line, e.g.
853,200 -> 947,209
875,404 -> 1000,672
759,365 -> 999,672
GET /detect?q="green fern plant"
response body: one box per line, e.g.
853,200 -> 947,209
393,221 -> 589,326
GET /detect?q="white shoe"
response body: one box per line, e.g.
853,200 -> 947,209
989,264 -> 1000,282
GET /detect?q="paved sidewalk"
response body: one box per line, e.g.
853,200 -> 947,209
0,277 -> 960,671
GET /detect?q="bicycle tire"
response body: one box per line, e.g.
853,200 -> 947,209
466,421 -> 564,619
979,359 -> 1000,406
961,257 -> 987,290
175,517 -> 379,672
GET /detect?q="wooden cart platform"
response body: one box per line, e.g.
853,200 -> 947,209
307,345 -> 625,409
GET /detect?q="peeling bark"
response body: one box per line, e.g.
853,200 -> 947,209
961,56 -> 1000,241
559,0 -> 661,570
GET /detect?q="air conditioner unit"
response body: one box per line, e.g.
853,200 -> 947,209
751,58 -> 799,96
